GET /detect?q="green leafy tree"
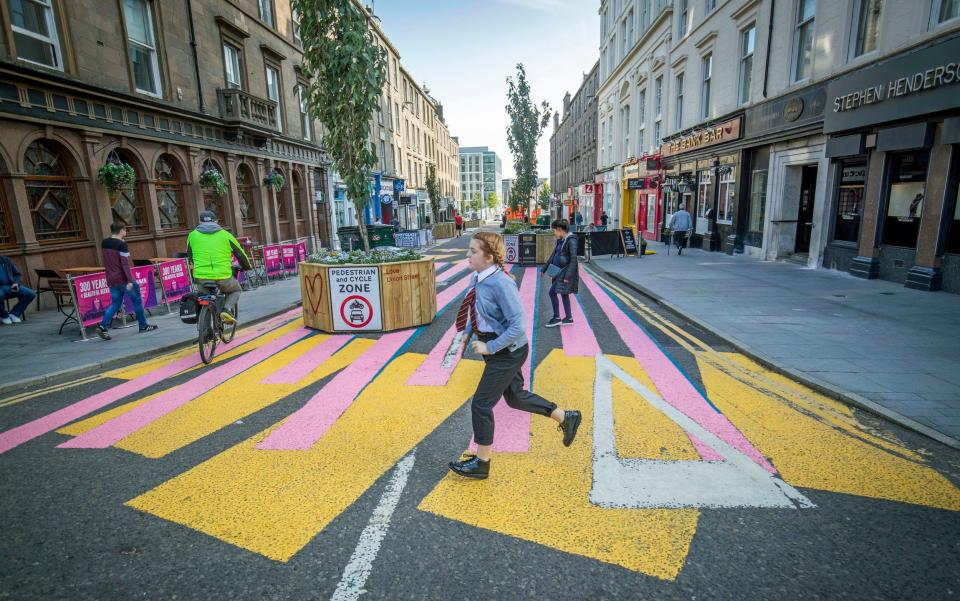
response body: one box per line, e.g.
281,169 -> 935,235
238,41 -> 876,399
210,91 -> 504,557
505,64 -> 551,213
485,191 -> 499,212
469,192 -> 482,214
425,163 -> 441,224
294,0 -> 386,251
537,181 -> 552,212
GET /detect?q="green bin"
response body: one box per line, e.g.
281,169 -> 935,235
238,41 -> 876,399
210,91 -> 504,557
367,224 -> 396,248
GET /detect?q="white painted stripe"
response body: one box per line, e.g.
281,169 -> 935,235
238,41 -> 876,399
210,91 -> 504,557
331,450 -> 416,601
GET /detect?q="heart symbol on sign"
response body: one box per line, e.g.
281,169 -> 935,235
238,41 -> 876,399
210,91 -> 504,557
303,272 -> 325,315
724,125 -> 733,135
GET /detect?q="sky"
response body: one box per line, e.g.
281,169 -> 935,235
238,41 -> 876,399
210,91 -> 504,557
371,0 -> 599,183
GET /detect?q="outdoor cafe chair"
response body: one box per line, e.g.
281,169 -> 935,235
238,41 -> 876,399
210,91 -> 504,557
33,268 -> 62,312
48,277 -> 79,335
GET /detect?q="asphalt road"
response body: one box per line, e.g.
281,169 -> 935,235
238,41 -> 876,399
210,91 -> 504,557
1,229 -> 958,600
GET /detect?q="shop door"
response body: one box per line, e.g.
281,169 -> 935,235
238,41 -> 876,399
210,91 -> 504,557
795,165 -> 817,254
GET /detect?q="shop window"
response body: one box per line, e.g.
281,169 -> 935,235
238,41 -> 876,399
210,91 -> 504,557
155,155 -> 185,230
697,170 -> 712,221
717,167 -> 735,224
834,160 -> 866,243
0,176 -> 14,248
8,0 -> 62,70
275,167 -> 288,222
236,165 -> 256,225
945,158 -> 960,254
124,0 -> 162,96
748,169 -> 768,233
882,151 -> 928,248
201,159 -> 225,221
24,140 -> 85,243
293,170 -> 304,220
110,152 -> 147,234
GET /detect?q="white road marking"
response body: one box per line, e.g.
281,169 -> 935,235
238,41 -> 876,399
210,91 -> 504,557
331,450 -> 417,601
590,355 -> 815,509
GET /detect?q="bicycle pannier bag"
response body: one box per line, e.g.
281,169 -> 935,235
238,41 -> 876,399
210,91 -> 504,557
179,292 -> 199,324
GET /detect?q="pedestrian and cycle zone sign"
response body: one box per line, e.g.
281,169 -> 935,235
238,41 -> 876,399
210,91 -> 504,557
1,269 -> 958,582
329,266 -> 382,331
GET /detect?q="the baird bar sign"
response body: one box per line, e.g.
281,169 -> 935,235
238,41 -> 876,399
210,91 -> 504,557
660,116 -> 742,157
833,63 -> 960,113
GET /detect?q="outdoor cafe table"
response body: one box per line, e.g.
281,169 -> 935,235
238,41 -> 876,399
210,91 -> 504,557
59,267 -> 104,275
150,257 -> 181,263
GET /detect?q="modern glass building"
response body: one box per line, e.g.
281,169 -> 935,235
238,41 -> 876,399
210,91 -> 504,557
459,146 -> 502,210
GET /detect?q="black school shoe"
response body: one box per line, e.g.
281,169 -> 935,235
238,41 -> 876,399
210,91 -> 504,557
559,410 -> 582,447
448,455 -> 490,479
139,324 -> 159,333
561,317 -> 574,326
545,317 -> 562,328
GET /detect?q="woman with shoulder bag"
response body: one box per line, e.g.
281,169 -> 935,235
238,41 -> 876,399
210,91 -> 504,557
541,218 -> 579,328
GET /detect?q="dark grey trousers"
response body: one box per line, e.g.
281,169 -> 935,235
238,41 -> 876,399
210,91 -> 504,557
471,338 -> 557,446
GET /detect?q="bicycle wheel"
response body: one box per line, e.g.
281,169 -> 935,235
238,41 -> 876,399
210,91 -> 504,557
220,304 -> 238,343
198,305 -> 218,365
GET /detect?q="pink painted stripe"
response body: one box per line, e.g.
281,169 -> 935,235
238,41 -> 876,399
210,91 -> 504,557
560,295 -> 601,357
0,308 -> 303,455
258,274 -> 475,451
580,271 -> 774,472
434,261 -> 450,272
436,259 -> 469,283
469,267 -> 539,453
58,328 -> 311,449
259,335 -> 352,384
405,322 -> 462,386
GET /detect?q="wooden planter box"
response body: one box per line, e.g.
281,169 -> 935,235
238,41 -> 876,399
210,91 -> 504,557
300,258 -> 436,333
432,223 -> 455,239
535,233 -> 555,264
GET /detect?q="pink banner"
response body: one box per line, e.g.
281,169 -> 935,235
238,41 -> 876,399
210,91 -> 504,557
158,259 -> 191,303
296,240 -> 307,263
71,272 -> 112,327
264,245 -> 282,276
122,265 -> 159,313
282,244 -> 298,274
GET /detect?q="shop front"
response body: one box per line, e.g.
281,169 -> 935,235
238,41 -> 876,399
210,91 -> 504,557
596,167 -> 620,230
621,156 -> 663,242
823,32 -> 960,292
577,183 -> 595,227
660,116 -> 745,251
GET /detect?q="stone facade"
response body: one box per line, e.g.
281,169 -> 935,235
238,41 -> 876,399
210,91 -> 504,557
550,60 -> 599,220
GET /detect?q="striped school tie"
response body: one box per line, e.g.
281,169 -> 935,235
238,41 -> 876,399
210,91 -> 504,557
455,286 -> 479,332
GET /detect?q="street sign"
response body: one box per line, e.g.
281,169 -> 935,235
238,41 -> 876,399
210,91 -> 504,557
393,179 -> 405,193
503,235 -> 519,263
329,266 -> 383,331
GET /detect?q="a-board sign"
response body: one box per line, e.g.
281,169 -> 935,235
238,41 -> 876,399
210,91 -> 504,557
264,245 -> 282,275
503,235 -> 519,263
329,266 -> 382,331
395,230 -> 419,248
621,228 -> 639,255
589,230 -> 625,256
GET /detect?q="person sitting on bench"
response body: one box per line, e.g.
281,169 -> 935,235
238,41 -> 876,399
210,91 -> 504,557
0,255 -> 35,325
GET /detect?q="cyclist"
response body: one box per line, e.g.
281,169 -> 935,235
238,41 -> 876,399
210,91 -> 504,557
186,211 -> 252,325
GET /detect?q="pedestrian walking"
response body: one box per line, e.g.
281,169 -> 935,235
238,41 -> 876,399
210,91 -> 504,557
501,213 -> 507,229
574,210 -> 583,231
95,223 -> 158,340
668,203 -> 693,255
600,210 -> 609,229
448,231 -> 581,479
542,218 -> 579,328
454,212 -> 464,237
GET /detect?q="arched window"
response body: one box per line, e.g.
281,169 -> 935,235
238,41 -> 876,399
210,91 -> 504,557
201,159 -> 224,220
24,140 -> 85,243
155,155 -> 186,229
0,162 -> 13,248
110,150 -> 147,234
292,169 -> 303,220
275,166 -> 288,222
237,165 -> 256,224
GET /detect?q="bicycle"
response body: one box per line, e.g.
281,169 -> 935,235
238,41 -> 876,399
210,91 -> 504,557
196,281 -> 238,365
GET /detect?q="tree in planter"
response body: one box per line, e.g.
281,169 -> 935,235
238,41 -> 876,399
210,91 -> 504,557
505,64 -> 551,214
425,163 -> 441,225
294,0 -> 386,251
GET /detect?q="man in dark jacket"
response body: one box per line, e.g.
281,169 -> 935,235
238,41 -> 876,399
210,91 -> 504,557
0,255 -> 35,324
96,223 -> 158,340
541,218 -> 579,327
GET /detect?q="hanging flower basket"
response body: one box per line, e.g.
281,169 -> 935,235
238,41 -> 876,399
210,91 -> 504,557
97,161 -> 136,198
262,169 -> 285,193
199,169 -> 227,197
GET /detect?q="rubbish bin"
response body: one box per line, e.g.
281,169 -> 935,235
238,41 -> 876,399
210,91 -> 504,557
519,233 -> 537,265
337,226 -> 363,251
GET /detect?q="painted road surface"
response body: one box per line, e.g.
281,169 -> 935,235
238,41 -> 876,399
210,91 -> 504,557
1,231 -> 959,600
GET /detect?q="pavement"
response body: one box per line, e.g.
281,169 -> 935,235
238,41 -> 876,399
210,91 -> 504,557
0,276 -> 304,395
589,242 -> 960,448
0,230 -> 958,599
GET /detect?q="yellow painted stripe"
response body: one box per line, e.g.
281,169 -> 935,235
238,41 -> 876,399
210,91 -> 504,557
697,355 -> 960,511
126,352 -> 484,561
0,374 -> 103,408
419,350 -> 699,581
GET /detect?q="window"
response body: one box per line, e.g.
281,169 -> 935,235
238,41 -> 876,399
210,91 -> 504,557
679,0 -> 688,37
124,0 -> 161,96
701,54 -> 712,119
223,43 -> 242,89
236,166 -> 257,225
8,0 -> 62,69
834,160 -> 866,243
936,0 -> 960,23
110,154 -> 146,234
292,171 -> 303,220
0,177 -> 12,247
298,84 -> 312,141
706,0 -> 716,11
607,117 -> 614,162
641,0 -> 650,30
380,140 -> 387,170
748,169 -> 767,233
291,7 -> 302,45
851,0 -> 881,57
258,0 -> 274,28
675,73 -> 684,130
882,151 -> 928,248
600,119 -> 607,164
793,0 -> 816,82
739,25 -> 755,105
201,160 -> 225,220
155,156 -> 185,230
717,167 -> 735,224
697,170 -> 712,221
265,65 -> 282,131
620,17 -> 628,57
621,104 -> 631,159
24,140 -> 84,242
626,9 -> 634,50
638,89 -> 646,154
946,158 -> 960,254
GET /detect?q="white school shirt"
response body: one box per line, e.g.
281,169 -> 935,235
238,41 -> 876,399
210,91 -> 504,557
472,264 -> 500,332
